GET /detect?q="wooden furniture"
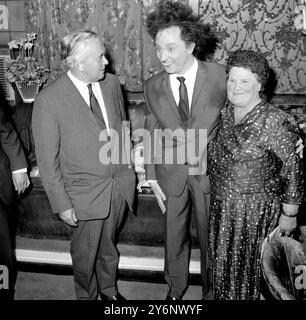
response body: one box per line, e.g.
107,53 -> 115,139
17,177 -> 200,247
14,94 -> 306,246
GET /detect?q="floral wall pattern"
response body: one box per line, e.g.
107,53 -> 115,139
195,0 -> 306,94
25,0 -> 163,92
25,0 -> 306,94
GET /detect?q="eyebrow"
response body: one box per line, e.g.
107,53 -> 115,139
156,42 -> 177,46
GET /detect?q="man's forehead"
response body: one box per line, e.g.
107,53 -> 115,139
84,38 -> 105,52
156,26 -> 182,44
82,36 -> 103,46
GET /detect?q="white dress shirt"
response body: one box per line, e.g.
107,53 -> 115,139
67,71 -> 110,133
13,168 -> 27,173
169,58 -> 198,109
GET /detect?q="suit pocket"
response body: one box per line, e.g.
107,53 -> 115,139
197,174 -> 211,193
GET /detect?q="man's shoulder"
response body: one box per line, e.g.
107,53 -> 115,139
37,73 -> 68,98
144,70 -> 167,88
198,60 -> 226,75
103,72 -> 120,84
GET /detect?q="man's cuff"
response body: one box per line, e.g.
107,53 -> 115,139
147,180 -> 158,184
12,168 -> 27,174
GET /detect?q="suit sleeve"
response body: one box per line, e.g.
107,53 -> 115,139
32,93 -> 72,214
266,112 -> 304,205
0,102 -> 27,171
115,77 -> 133,167
143,81 -> 159,181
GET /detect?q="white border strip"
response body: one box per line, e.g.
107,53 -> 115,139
15,249 -> 200,274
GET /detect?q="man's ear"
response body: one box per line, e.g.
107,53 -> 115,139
187,42 -> 196,55
68,56 -> 82,71
76,60 -> 84,72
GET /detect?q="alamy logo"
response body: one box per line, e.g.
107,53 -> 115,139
0,265 -> 9,289
98,122 -> 208,176
295,265 -> 306,290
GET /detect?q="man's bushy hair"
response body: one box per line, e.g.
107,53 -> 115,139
146,0 -> 219,60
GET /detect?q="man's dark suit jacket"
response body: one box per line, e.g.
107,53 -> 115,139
32,73 -> 135,220
0,92 -> 27,204
144,60 -> 227,195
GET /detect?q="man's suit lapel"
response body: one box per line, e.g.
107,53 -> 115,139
161,73 -> 181,122
99,76 -> 115,129
64,73 -> 114,130
63,74 -> 99,126
190,61 -> 208,115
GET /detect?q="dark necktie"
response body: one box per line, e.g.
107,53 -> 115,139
87,83 -> 106,129
177,76 -> 189,128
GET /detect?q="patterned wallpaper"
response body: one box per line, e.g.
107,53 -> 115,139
197,0 -> 306,94
25,0 -> 306,94
25,0 -> 162,92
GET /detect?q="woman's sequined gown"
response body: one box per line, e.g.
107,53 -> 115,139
208,101 -> 304,300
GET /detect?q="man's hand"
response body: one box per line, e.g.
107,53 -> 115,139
12,172 -> 30,195
149,181 -> 166,214
59,208 -> 78,227
296,138 -> 304,159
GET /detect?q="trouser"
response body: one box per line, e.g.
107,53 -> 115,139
0,199 -> 17,300
70,182 -> 126,300
164,175 -> 210,298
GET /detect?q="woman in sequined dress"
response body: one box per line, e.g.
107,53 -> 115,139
208,50 -> 304,300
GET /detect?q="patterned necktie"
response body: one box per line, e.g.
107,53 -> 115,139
177,76 -> 189,128
87,83 -> 106,129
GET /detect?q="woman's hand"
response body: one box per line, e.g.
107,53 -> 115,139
279,214 -> 297,236
278,203 -> 299,236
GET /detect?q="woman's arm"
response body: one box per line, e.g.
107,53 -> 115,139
266,111 -> 304,234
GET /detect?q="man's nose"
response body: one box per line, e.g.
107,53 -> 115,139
102,56 -> 108,65
158,50 -> 168,62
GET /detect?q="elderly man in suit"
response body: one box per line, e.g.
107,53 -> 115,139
143,1 -> 227,300
0,86 -> 30,300
32,30 -> 135,300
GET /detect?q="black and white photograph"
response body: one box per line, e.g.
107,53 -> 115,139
0,0 -> 305,315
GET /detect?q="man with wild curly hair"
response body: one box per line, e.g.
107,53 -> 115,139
143,0 -> 227,300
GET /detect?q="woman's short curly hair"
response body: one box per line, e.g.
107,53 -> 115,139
146,0 -> 219,60
226,50 -> 270,87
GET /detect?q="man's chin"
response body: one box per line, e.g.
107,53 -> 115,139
98,71 -> 106,81
163,65 -> 175,74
